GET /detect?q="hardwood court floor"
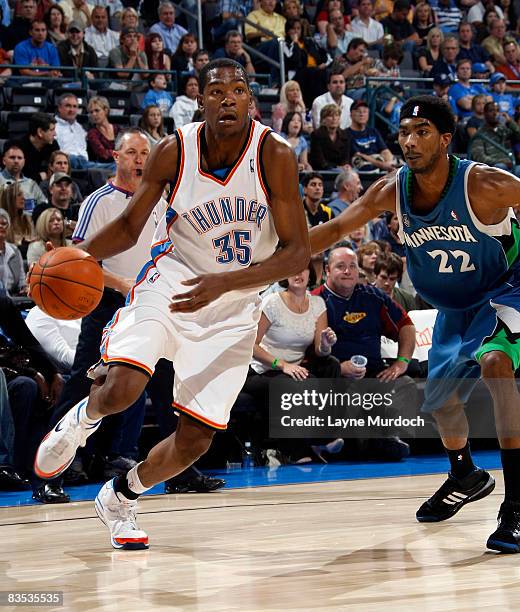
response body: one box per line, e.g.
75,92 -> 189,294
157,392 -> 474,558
1,470 -> 518,611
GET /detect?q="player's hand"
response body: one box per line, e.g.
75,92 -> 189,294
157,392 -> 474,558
282,362 -> 309,380
341,360 -> 366,379
169,274 -> 226,313
26,242 -> 56,290
377,359 -> 408,382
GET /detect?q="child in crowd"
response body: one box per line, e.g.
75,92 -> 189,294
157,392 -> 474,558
141,74 -> 174,116
490,72 -> 517,117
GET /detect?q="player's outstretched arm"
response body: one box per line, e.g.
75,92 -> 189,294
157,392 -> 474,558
170,133 -> 310,313
77,136 -> 177,261
310,173 -> 397,255
468,165 -> 520,218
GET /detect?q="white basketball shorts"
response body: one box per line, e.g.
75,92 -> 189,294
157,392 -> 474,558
95,262 -> 261,430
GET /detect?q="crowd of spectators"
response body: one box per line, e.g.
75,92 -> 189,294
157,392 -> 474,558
1,0 -> 520,495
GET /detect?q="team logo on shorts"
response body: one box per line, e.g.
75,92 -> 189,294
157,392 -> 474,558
343,312 -> 366,324
402,214 -> 410,227
147,271 -> 160,284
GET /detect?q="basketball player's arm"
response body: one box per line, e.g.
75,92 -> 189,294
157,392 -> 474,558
76,137 -> 176,260
468,165 -> 520,221
309,173 -> 397,254
170,134 -> 310,312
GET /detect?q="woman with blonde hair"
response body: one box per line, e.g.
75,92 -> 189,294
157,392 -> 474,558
0,209 -> 26,295
271,80 -> 312,133
417,27 -> 444,76
0,183 -> 35,258
357,241 -> 383,284
27,208 -> 71,267
120,7 -> 145,51
309,104 -> 351,170
87,96 -> 119,165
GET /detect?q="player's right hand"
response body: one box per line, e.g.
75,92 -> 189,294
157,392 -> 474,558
26,242 -> 56,292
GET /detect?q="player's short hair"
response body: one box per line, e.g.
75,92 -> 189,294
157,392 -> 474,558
198,58 -> 250,92
301,172 -> 324,187
114,127 -> 150,151
400,95 -> 456,135
29,112 -> 55,136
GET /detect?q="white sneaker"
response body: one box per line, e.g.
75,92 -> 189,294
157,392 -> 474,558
34,402 -> 101,479
95,479 -> 149,550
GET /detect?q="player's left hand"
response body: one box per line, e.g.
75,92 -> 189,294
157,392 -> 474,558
376,359 -> 408,382
169,274 -> 226,313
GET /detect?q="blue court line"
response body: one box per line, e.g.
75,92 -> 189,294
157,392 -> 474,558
0,450 -> 502,508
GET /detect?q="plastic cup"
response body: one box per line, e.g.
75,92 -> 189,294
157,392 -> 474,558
351,355 -> 368,368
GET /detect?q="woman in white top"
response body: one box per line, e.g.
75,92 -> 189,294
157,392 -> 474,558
27,208 -> 71,267
169,75 -> 200,128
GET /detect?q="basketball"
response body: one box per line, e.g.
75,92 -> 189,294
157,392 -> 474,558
29,247 -> 104,320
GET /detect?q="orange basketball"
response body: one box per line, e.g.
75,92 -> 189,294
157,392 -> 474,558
29,247 -> 104,320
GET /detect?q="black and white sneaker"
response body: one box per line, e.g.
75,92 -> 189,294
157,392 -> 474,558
416,469 -> 495,522
487,500 -> 520,553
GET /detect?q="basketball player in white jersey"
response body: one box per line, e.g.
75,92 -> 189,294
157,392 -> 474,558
35,59 -> 310,549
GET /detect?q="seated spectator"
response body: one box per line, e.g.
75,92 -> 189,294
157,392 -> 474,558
25,306 -> 80,373
193,48 -> 210,77
496,40 -> 520,89
13,19 -> 62,77
0,183 -> 35,257
475,8 -> 502,44
1,0 -> 36,51
417,27 -> 443,77
281,112 -> 312,171
347,227 -> 368,251
120,7 -> 145,52
373,212 -> 405,257
213,30 -> 255,75
490,72 -> 517,116
433,72 -> 455,99
86,96 -> 119,165
351,0 -> 384,48
272,80 -> 312,134
457,20 -> 493,71
149,1 -> 187,54
322,7 -> 355,58
27,207 -> 71,267
348,100 -> 396,173
357,241 -> 382,283
328,169 -> 362,216
171,32 -> 198,79
499,0 -> 518,32
470,100 -> 520,176
374,43 -> 403,77
432,0 -> 462,34
449,58 -> 488,119
44,4 -> 66,46
0,44 -> 11,83
301,172 -> 334,228
144,32 -> 172,76
169,74 -> 199,128
311,70 -> 354,129
312,246 -> 415,387
282,0 -> 312,37
472,61 -> 490,80
316,0 -> 351,36
283,17 -> 332,81
466,93 -> 491,138
468,0 -> 504,26
139,105 -> 167,146
32,172 -> 78,230
18,113 -> 59,184
244,0 -> 286,44
373,254 -> 417,311
381,0 -> 420,53
379,88 -> 404,136
54,93 -> 90,169
309,104 -> 352,170
373,0 -> 394,21
412,1 -> 436,44
84,5 -> 119,67
142,74 -> 174,116
108,26 -> 149,82
212,0 -> 254,42
57,20 -> 98,80
0,143 -> 47,208
59,0 -> 95,30
482,19 -> 510,65
331,38 -> 374,96
0,209 -> 26,295
40,151 -> 83,205
430,34 -> 458,79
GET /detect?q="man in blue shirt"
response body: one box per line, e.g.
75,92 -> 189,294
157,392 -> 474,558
448,58 -> 487,119
13,20 -> 61,77
490,72 -> 517,117
149,1 -> 187,54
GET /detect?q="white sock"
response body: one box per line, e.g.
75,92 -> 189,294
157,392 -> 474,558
76,398 -> 102,427
127,463 -> 152,495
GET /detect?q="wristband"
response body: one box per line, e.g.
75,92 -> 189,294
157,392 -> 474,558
397,356 -> 411,364
272,358 -> 280,369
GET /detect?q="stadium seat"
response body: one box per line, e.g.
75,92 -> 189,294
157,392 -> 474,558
1,111 -> 33,139
8,86 -> 48,111
96,89 -> 132,116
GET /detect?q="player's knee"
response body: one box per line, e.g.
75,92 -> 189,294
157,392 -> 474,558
176,421 -> 215,464
480,351 -> 513,379
97,371 -> 146,414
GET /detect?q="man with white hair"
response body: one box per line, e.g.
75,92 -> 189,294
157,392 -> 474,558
149,1 -> 187,53
328,169 -> 362,216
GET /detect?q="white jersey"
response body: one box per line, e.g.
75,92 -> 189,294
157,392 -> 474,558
73,182 -> 166,279
151,120 -> 279,302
